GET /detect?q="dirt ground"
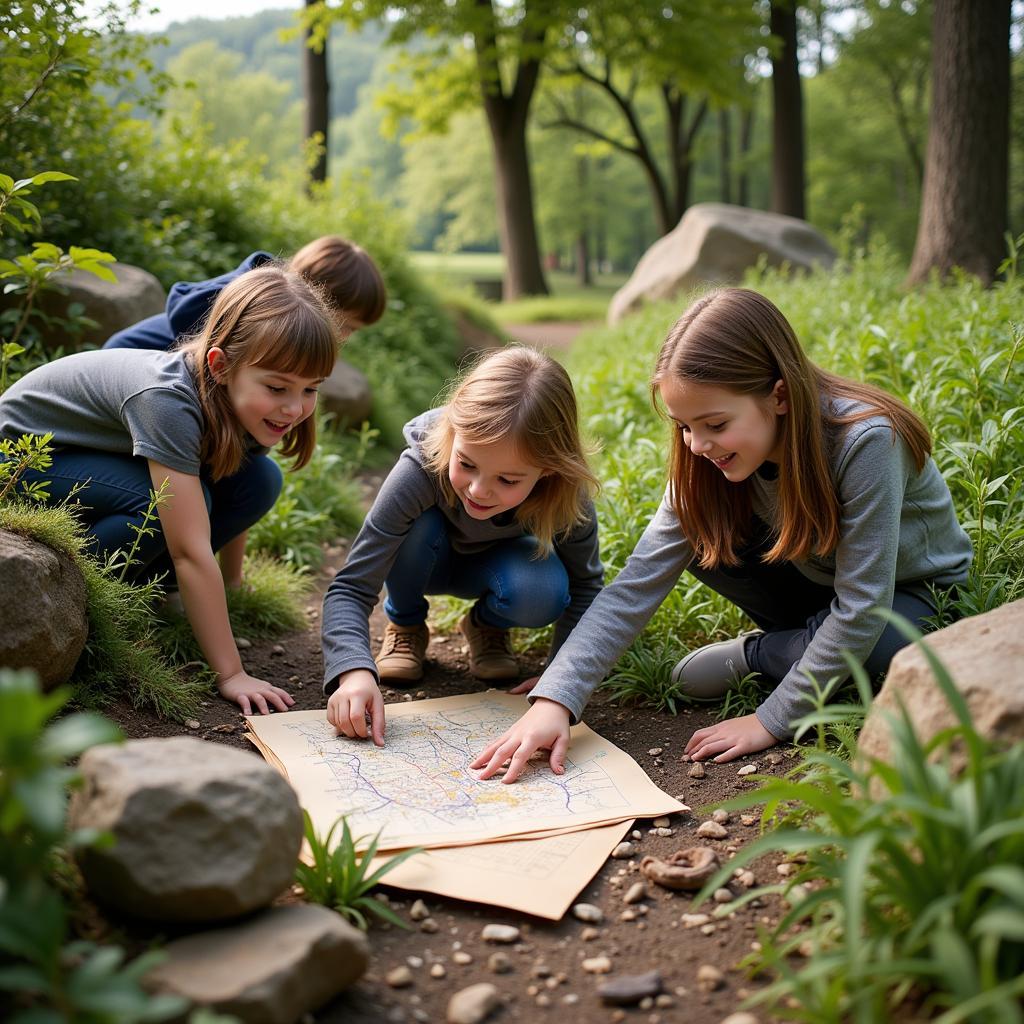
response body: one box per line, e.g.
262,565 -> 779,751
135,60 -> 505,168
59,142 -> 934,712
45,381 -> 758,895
101,529 -> 796,1024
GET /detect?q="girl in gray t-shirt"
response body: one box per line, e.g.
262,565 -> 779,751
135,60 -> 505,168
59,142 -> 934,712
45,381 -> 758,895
1,265 -> 338,715
471,288 -> 971,783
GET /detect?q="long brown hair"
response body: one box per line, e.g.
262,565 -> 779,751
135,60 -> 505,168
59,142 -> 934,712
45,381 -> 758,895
651,288 -> 931,568
423,347 -> 600,553
179,265 -> 338,480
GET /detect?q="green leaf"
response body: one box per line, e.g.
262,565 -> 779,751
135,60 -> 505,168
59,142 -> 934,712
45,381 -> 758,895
41,713 -> 122,760
28,171 -> 77,186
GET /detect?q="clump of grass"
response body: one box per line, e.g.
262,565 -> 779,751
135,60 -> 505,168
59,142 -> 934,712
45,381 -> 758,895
295,810 -> 422,930
694,622 -> 1024,1022
0,499 -> 203,720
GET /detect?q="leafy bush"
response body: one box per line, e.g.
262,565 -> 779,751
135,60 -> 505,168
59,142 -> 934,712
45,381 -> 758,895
0,669 -> 187,1023
694,625 -> 1024,1022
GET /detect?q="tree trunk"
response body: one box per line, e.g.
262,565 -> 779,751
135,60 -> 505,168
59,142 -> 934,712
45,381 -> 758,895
769,0 -> 805,219
575,156 -> 592,286
303,0 -> 329,186
906,0 -> 1010,286
719,108 -> 732,204
738,102 -> 755,207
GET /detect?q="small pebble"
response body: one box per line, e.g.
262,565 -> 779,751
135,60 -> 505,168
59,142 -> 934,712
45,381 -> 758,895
631,829 -> 643,840
561,993 -> 579,1005
487,952 -> 512,974
572,903 -> 603,923
681,913 -> 711,928
420,918 -> 439,933
407,956 -> 424,969
410,899 -> 429,921
531,963 -> 551,978
740,814 -> 757,826
446,982 -> 499,1024
620,909 -> 638,922
481,924 -> 520,943
611,841 -> 636,859
235,637 -> 251,649
688,762 -> 706,778
713,888 -> 734,904
623,882 -> 647,904
739,870 -> 756,887
696,964 -> 725,992
738,763 -> 757,776
582,955 -> 613,974
720,1014 -> 760,1024
185,719 -> 200,730
700,923 -> 717,935
648,747 -> 663,756
453,951 -> 473,965
598,969 -> 663,1006
712,809 -> 730,824
386,966 -> 413,988
652,816 -> 671,828
765,750 -> 784,765
776,862 -> 796,877
654,827 -> 674,837
655,994 -> 675,1008
431,964 -> 446,979
270,644 -> 285,656
535,993 -> 551,1007
697,820 -> 729,840
580,926 -> 600,941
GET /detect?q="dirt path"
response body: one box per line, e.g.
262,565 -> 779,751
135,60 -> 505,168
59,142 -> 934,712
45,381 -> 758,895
501,321 -> 596,351
104,537 -> 792,1024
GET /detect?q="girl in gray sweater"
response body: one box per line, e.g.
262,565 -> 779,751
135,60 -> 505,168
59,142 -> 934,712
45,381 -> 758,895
472,289 -> 971,782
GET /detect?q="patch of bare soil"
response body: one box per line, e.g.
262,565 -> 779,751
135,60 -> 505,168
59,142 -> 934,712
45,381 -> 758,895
103,546 -> 794,1024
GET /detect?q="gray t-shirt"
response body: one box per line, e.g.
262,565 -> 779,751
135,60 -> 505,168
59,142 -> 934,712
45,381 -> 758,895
530,396 -> 973,740
0,349 -> 205,475
321,408 -> 605,692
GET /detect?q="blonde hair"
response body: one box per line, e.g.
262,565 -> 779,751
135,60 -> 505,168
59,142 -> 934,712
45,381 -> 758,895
179,265 -> 338,480
423,347 -> 599,553
652,288 -> 931,569
289,236 -> 387,326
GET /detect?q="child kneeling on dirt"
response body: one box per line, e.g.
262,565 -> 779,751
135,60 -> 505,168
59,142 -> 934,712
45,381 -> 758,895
322,346 -> 605,745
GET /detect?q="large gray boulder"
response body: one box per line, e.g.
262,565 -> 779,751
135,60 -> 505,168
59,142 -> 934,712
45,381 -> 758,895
0,529 -> 88,689
144,904 -> 369,1024
68,737 -> 303,922
608,203 -> 836,324
16,262 -> 166,352
318,360 -> 372,427
857,599 -> 1024,773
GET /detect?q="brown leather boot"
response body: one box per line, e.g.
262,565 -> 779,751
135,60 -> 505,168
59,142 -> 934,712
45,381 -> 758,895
458,612 -> 519,680
375,622 -> 429,682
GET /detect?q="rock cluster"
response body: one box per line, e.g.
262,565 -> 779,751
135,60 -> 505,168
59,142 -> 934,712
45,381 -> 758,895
69,736 -> 366,1021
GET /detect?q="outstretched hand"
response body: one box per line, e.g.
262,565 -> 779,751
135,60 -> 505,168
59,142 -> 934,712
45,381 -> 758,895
219,671 -> 295,716
326,669 -> 385,746
470,698 -> 571,784
683,713 -> 778,763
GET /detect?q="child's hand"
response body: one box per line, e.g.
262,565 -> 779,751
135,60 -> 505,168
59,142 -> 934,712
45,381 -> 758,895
507,675 -> 540,694
327,670 -> 385,746
219,671 -> 295,715
470,698 -> 571,784
683,713 -> 778,763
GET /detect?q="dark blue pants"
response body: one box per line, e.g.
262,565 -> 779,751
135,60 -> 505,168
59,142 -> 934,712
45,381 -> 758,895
686,518 -> 938,686
103,313 -> 176,351
383,506 -> 570,630
18,447 -> 282,583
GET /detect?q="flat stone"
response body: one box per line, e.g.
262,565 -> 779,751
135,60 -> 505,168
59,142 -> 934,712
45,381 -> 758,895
611,841 -> 636,859
720,1014 -> 760,1024
144,904 -> 368,1021
481,924 -> 519,943
696,820 -> 729,840
688,762 -> 706,779
447,982 -> 500,1024
69,737 -> 302,922
681,913 -> 711,929
571,903 -> 603,923
737,764 -> 757,776
598,969 -> 663,1006
582,956 -> 613,974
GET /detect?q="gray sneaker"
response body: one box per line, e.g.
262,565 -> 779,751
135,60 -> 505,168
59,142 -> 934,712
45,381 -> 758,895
670,630 -> 761,699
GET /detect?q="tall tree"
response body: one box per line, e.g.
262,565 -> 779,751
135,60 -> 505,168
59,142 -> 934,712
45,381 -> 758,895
302,0 -> 330,185
907,0 -> 1011,285
543,0 -> 758,236
314,0 -> 563,298
770,0 -> 806,218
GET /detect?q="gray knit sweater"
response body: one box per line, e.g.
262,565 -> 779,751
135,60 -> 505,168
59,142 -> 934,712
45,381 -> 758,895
530,398 -> 972,739
321,409 -> 604,692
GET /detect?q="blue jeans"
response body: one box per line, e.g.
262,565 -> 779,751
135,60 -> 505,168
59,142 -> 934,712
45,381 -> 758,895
687,517 -> 940,686
16,447 -> 282,583
383,506 -> 570,630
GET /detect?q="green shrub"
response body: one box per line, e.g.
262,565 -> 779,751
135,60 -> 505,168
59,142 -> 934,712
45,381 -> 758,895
693,623 -> 1024,1022
0,669 -> 187,1023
